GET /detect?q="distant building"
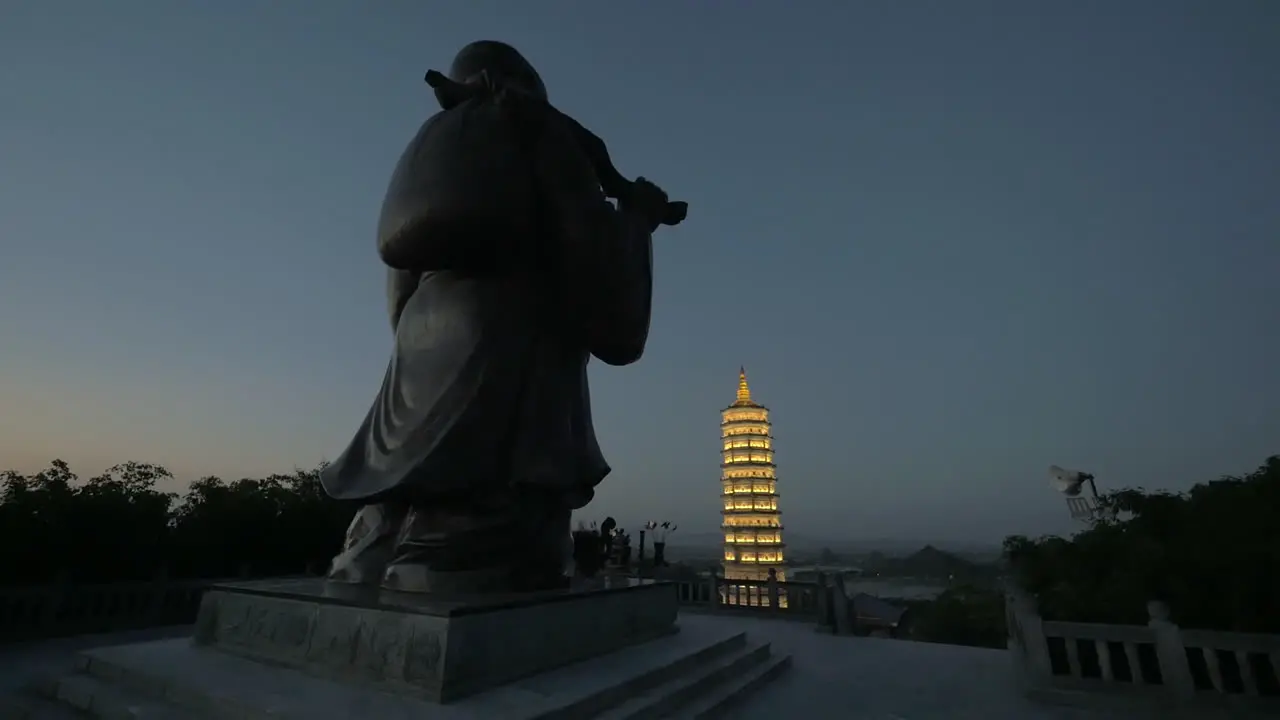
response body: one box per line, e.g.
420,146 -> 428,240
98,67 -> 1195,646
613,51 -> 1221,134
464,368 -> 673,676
788,567 -> 911,635
787,566 -> 864,583
851,593 -> 910,636
720,368 -> 785,606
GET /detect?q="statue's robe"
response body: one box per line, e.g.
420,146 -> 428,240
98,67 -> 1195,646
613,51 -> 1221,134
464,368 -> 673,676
320,114 -> 653,512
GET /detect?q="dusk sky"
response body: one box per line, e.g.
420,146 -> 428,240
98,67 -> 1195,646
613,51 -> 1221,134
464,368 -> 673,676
2,1 -> 1277,547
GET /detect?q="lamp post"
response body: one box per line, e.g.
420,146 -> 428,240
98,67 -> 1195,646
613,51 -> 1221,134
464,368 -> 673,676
646,521 -> 676,568
637,529 -> 646,576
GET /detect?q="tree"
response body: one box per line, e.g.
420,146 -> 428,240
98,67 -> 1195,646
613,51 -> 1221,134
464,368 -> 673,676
0,459 -> 355,585
72,462 -> 177,581
906,585 -> 1007,649
1004,454 -> 1280,633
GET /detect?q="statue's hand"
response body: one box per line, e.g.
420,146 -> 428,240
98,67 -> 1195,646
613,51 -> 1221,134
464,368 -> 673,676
622,177 -> 670,233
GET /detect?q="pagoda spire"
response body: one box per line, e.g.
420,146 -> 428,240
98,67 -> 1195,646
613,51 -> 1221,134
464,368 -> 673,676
736,366 -> 752,403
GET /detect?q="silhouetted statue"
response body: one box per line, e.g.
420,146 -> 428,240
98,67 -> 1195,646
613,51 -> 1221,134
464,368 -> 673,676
571,525 -> 605,579
618,534 -> 633,571
600,516 -> 617,565
320,41 -> 686,594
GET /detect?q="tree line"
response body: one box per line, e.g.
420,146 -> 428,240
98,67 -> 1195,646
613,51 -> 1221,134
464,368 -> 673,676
3,454 -> 1276,639
0,460 -> 354,585
1004,454 -> 1279,634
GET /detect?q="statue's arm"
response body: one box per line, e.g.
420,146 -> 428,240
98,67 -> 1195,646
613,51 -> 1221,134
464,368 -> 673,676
536,123 -> 654,366
386,268 -> 419,332
575,196 -> 654,366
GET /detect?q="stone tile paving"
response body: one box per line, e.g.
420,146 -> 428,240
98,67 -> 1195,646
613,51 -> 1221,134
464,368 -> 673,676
0,625 -> 192,694
0,615 -> 1145,719
678,613 -> 1145,719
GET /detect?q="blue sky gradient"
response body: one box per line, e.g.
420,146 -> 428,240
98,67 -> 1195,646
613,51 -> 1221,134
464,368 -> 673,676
2,1 -> 1277,545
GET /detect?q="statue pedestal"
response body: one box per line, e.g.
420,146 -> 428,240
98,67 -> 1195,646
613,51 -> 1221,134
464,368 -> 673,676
16,577 -> 792,718
187,577 -> 677,703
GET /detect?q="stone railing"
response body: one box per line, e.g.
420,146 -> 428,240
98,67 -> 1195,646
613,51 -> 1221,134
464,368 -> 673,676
673,575 -> 818,616
3,569 -> 858,645
672,570 -> 858,634
0,576 -> 225,644
1007,589 -> 1280,715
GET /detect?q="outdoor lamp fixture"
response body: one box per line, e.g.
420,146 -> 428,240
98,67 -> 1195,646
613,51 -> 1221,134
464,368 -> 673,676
1048,465 -> 1102,522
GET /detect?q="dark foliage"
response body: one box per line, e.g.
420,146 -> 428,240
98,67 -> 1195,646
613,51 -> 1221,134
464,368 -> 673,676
1004,455 -> 1280,633
0,459 -> 355,585
905,584 -> 1007,649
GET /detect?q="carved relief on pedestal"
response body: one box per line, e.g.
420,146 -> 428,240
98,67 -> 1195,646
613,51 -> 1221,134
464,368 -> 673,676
404,622 -> 444,683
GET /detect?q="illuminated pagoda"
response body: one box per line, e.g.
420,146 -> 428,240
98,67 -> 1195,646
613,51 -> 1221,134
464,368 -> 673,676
720,368 -> 785,606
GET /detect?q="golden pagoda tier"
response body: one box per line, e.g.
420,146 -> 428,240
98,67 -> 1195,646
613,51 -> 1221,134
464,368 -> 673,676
721,368 -> 786,606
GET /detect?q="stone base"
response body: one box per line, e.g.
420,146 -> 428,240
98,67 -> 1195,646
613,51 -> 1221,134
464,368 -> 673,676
10,613 -> 791,719
191,577 -> 677,703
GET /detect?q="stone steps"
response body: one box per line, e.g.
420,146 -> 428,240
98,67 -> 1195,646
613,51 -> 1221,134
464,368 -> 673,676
46,671 -> 187,719
0,687 -> 88,720
530,627 -> 751,718
594,640 -> 777,719
674,652 -> 792,719
12,622 -> 791,719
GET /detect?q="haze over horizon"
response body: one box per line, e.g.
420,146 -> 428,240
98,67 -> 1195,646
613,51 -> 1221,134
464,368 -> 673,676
3,2 -> 1277,547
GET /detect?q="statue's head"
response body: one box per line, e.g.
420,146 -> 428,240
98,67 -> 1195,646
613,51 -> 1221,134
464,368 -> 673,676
450,41 -> 547,102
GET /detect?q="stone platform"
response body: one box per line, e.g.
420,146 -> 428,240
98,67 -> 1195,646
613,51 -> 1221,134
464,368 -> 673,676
190,577 -> 679,702
7,578 -> 792,719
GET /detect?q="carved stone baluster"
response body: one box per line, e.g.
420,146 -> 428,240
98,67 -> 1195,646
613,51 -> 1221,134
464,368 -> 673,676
1064,637 -> 1082,678
1122,642 -> 1144,685
1203,648 -> 1225,694
1095,640 -> 1114,682
1236,650 -> 1257,696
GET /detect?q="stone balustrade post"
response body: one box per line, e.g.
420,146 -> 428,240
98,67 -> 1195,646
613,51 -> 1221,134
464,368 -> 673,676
39,571 -> 72,636
148,568 -> 169,622
830,571 -> 853,635
706,566 -> 720,606
813,571 -> 835,633
766,568 -> 780,611
1147,600 -> 1195,700
1005,585 -> 1053,688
